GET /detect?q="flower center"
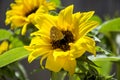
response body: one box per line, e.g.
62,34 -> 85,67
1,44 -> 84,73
25,7 -> 38,17
51,30 -> 74,51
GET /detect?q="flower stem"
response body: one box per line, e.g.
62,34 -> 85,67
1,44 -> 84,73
51,71 -> 67,80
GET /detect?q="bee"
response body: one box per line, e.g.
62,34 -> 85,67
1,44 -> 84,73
50,26 -> 64,41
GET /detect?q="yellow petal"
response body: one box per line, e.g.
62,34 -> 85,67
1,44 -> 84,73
11,16 -> 27,27
79,21 -> 99,37
23,0 -> 32,11
71,12 -> 81,40
58,5 -> 73,30
69,46 -> 86,58
30,35 -> 50,46
40,51 -> 52,69
45,54 -> 66,72
28,48 -> 50,63
53,49 -> 69,59
69,43 -> 86,58
81,36 -> 96,55
33,0 -> 39,7
46,2 -> 56,10
63,58 -> 76,75
36,5 -> 48,13
79,11 -> 95,24
35,14 -> 57,30
24,46 -> 34,51
21,23 -> 28,35
15,0 -> 22,3
25,36 -> 51,63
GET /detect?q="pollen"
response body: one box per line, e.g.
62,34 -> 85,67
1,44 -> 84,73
51,30 -> 74,51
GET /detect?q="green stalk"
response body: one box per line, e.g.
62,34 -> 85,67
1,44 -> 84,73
51,71 -> 67,80
116,62 -> 120,80
107,34 -> 117,56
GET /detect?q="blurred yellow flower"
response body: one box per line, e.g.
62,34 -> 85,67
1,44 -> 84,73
5,0 -> 56,35
25,5 -> 98,75
0,40 -> 9,55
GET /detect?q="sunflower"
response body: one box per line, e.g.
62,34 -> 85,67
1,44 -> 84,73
5,0 -> 56,35
25,5 -> 98,75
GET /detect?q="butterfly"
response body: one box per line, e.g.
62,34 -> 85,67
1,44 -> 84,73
50,26 -> 64,41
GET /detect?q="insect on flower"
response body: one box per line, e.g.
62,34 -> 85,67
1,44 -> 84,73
50,26 -> 64,41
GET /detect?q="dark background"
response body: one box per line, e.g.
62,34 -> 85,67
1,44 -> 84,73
0,0 -> 120,80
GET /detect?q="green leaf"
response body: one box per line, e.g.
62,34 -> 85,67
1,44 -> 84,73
88,55 -> 113,78
96,46 -> 112,55
94,61 -> 112,76
10,36 -> 24,48
88,55 -> 120,62
85,57 -> 99,67
0,29 -> 12,41
69,74 -> 80,80
0,47 -> 29,68
99,18 -> 120,36
90,15 -> 102,24
49,0 -> 61,7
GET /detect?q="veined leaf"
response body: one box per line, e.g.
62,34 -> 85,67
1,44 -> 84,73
99,18 -> 120,36
0,47 -> 29,68
0,29 -> 12,41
